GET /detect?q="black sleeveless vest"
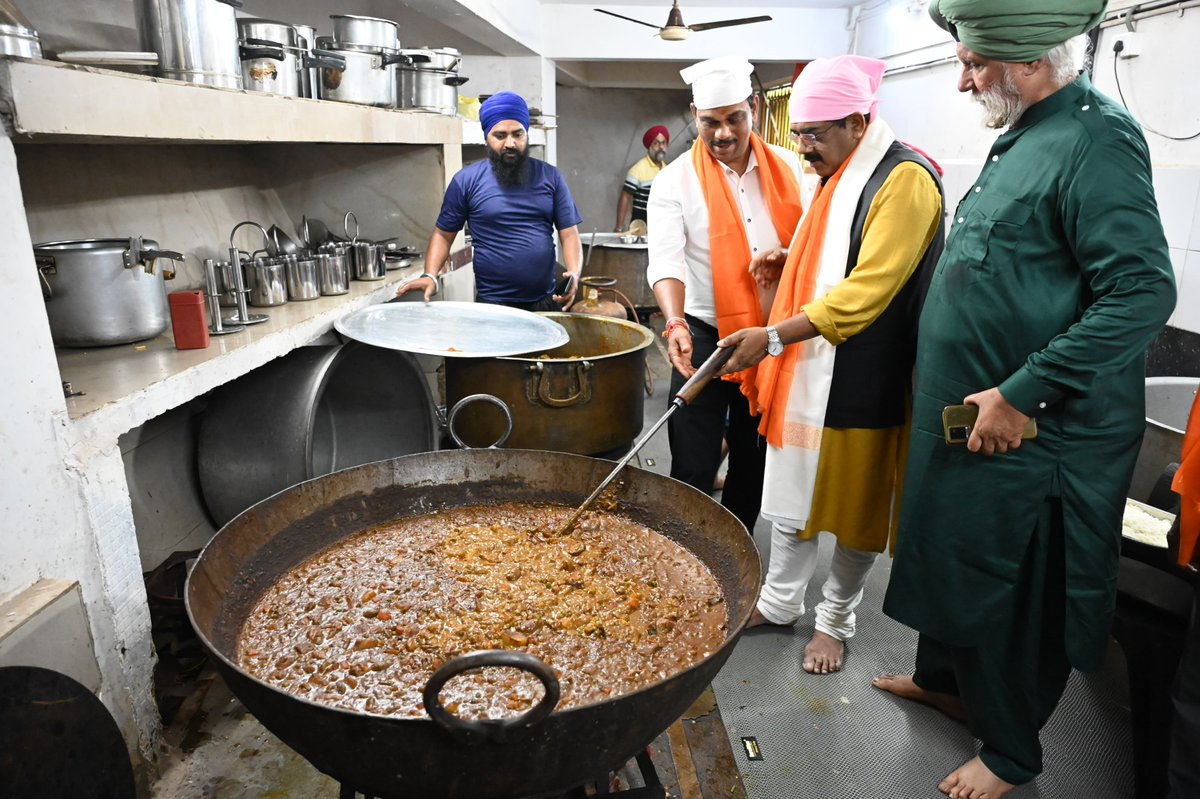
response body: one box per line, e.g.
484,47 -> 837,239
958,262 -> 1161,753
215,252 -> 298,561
822,141 -> 945,429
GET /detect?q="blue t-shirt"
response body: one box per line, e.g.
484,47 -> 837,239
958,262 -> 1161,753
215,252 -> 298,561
435,159 -> 582,303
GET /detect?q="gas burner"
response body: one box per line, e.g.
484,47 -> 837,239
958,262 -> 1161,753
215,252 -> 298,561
337,749 -> 664,799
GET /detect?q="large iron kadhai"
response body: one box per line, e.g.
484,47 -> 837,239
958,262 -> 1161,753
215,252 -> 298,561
186,449 -> 760,798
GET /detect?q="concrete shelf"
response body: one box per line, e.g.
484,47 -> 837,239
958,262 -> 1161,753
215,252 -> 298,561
57,262 -> 426,442
0,59 -> 462,146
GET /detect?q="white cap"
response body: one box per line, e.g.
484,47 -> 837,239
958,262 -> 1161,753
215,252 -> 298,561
680,56 -> 753,110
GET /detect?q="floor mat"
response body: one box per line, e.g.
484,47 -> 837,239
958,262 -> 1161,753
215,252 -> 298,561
711,531 -> 1136,799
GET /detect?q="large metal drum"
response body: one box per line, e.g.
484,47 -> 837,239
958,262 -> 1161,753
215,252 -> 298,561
582,234 -> 655,309
445,313 -> 654,454
186,448 -> 761,799
197,341 -> 437,526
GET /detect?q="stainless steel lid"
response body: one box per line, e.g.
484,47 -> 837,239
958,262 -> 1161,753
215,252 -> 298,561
336,301 -> 570,357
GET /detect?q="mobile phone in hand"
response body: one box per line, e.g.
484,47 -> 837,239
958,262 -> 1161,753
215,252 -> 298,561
555,273 -> 576,295
942,404 -> 1038,446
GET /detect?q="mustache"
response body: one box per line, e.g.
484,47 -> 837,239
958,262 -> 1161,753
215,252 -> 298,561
711,138 -> 737,147
804,154 -> 822,164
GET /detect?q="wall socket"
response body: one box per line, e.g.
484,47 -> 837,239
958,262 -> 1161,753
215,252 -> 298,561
1113,31 -> 1141,59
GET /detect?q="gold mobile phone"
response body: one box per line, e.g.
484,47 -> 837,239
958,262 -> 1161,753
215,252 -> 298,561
942,404 -> 1038,446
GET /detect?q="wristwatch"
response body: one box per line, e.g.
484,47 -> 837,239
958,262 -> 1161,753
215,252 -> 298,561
765,326 -> 784,357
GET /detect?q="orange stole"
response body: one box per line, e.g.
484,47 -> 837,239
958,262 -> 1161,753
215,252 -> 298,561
1174,390 -> 1200,567
691,134 -> 802,403
748,155 -> 853,448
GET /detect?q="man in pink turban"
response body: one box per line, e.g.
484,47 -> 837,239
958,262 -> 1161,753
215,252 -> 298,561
614,124 -> 670,232
716,55 -> 945,678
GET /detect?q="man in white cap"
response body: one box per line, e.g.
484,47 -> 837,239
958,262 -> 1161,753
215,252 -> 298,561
716,56 -> 944,674
646,56 -> 804,536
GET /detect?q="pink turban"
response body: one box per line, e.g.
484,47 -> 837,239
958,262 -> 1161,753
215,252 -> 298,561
789,55 -> 886,124
642,125 -> 669,149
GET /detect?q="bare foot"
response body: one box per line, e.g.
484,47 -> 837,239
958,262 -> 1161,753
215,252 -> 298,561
872,674 -> 967,723
938,756 -> 1014,799
802,630 -> 844,674
745,607 -> 790,629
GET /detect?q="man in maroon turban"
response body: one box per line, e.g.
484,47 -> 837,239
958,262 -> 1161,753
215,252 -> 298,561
614,124 -> 670,232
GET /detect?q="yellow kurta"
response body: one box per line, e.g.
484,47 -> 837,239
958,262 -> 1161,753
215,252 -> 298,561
794,162 -> 941,552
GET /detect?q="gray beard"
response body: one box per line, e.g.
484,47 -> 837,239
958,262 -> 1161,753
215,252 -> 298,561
651,150 -> 666,165
975,69 -> 1026,129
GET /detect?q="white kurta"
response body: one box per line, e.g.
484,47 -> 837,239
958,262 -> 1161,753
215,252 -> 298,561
646,144 -> 803,328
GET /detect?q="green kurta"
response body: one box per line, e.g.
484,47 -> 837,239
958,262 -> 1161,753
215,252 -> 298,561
883,74 -> 1177,672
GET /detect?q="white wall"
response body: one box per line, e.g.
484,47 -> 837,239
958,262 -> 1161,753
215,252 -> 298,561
541,3 -> 851,62
0,135 -> 159,780
859,0 -> 1200,336
557,85 -> 693,232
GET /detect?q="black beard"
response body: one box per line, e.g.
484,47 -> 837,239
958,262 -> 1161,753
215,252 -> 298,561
488,147 -> 531,186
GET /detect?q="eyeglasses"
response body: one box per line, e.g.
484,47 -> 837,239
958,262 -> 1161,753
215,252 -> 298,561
788,122 -> 839,147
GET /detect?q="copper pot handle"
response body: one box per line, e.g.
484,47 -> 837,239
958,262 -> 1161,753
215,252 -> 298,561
422,650 -> 561,745
529,361 -> 592,408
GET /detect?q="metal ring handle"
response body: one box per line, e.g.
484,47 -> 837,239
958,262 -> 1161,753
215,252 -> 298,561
446,393 -> 513,449
344,210 -> 359,242
230,220 -> 271,252
422,650 -> 561,745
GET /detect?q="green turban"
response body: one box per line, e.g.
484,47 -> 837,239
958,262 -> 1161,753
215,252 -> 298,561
929,0 -> 1107,62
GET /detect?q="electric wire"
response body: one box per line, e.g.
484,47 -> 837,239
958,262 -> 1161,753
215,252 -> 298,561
1111,41 -> 1200,140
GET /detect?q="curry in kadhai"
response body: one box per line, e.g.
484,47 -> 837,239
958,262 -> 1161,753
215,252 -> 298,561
237,502 -> 727,719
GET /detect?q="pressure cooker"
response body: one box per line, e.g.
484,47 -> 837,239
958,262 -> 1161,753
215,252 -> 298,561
35,237 -> 183,348
237,19 -> 344,99
397,47 -> 468,115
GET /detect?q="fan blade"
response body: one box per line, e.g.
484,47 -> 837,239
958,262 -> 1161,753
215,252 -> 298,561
688,15 -> 772,33
594,8 -> 663,30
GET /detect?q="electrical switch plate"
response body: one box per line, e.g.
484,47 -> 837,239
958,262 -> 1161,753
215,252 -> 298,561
1114,31 -> 1141,59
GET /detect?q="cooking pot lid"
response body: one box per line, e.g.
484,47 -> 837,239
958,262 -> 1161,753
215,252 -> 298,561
336,301 -> 569,357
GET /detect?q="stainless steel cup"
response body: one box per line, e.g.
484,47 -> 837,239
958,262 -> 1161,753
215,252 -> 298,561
245,257 -> 288,306
352,241 -> 385,281
286,254 -> 321,301
316,252 -> 349,295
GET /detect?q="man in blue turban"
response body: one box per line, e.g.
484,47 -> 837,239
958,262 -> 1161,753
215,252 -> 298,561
397,91 -> 583,309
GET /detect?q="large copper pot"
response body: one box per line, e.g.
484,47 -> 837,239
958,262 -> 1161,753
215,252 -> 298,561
444,313 -> 653,454
186,449 -> 759,798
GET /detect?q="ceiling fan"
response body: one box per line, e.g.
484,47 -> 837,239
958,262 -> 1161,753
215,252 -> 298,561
595,2 -> 772,42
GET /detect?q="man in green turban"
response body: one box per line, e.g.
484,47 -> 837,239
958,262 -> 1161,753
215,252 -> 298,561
929,0 -> 1106,61
875,2 -> 1177,798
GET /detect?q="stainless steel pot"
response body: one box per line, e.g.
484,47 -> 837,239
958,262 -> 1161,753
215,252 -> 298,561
285,254 -> 320,301
244,257 -> 288,306
196,341 -> 438,526
397,65 -> 468,115
316,39 -> 407,107
329,14 -> 399,52
237,19 -> 344,98
0,0 -> 40,58
405,46 -> 461,72
35,237 -> 182,348
445,313 -> 655,454
293,23 -> 317,98
136,0 -> 243,89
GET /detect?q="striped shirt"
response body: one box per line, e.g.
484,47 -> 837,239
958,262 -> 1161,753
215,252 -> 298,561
622,155 -> 664,222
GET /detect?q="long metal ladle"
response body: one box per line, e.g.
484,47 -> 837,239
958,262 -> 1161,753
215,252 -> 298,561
558,345 -> 735,536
